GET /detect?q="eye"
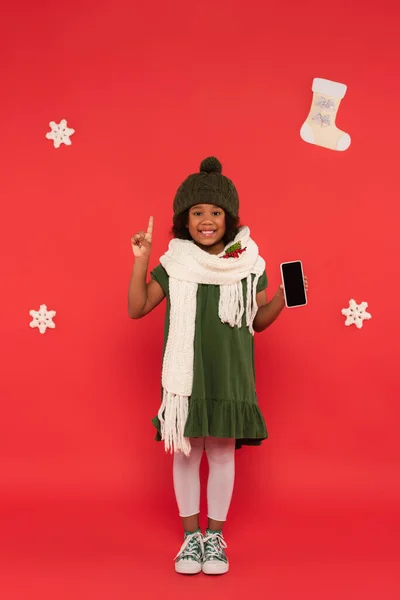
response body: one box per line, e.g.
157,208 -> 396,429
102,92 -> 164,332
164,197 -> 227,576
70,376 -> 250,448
193,211 -> 201,216
213,211 -> 221,216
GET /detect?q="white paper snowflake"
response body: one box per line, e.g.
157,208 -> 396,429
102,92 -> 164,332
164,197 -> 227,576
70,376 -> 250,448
341,299 -> 371,329
29,304 -> 56,334
46,119 -> 75,148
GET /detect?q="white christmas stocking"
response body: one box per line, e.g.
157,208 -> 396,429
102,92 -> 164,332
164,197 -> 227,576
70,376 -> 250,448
300,78 -> 351,152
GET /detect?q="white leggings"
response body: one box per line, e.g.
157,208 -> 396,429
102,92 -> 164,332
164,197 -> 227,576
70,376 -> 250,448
173,437 -> 236,522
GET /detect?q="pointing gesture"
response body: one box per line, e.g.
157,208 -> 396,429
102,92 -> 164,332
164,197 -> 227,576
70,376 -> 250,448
131,216 -> 154,258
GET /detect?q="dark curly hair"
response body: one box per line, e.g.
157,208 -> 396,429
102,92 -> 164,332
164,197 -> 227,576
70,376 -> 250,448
172,209 -> 241,245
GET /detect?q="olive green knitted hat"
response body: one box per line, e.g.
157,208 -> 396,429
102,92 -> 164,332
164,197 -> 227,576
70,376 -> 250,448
173,157 -> 239,218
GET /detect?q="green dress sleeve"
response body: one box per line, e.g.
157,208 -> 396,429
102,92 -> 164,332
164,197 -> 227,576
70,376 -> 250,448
150,264 -> 169,296
256,270 -> 268,293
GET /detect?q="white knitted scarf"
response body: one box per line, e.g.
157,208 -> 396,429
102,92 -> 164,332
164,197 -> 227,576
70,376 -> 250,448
158,227 -> 265,456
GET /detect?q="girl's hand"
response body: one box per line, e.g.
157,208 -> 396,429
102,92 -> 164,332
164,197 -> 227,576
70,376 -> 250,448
131,216 -> 154,259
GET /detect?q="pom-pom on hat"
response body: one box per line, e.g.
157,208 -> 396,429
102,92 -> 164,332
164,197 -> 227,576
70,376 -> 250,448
173,157 -> 239,218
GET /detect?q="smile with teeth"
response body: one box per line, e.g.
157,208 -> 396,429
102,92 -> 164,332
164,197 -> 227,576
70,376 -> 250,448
199,230 -> 216,236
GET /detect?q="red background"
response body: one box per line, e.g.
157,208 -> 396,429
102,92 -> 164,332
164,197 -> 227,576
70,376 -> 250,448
1,0 -> 399,598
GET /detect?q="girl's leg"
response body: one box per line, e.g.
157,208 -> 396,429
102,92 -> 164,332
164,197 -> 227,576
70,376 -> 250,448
173,436 -> 205,532
204,436 -> 236,531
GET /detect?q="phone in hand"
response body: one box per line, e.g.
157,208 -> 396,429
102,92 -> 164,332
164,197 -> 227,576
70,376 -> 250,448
280,261 -> 307,308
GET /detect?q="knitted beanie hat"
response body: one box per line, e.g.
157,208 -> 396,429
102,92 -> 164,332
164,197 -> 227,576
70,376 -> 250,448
173,157 -> 239,218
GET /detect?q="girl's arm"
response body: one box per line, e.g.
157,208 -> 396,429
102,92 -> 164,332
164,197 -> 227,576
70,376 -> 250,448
253,287 -> 285,333
128,216 -> 165,319
253,276 -> 309,332
128,257 -> 165,319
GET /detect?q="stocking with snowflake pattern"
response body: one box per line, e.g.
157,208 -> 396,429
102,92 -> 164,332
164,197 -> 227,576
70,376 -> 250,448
300,78 -> 351,152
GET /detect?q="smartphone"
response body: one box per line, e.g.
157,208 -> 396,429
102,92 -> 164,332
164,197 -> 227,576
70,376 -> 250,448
280,261 -> 307,308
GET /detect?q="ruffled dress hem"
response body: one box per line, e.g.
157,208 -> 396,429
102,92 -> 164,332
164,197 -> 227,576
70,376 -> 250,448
152,396 -> 268,450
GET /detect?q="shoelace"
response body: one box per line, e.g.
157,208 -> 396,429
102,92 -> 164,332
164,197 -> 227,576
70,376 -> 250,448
203,532 -> 228,562
174,531 -> 204,562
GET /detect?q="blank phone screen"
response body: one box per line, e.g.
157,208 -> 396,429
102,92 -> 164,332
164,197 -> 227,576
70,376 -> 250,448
281,262 -> 307,307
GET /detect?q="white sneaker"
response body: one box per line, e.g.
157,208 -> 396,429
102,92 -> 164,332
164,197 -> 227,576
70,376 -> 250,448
174,530 -> 204,575
202,530 -> 229,575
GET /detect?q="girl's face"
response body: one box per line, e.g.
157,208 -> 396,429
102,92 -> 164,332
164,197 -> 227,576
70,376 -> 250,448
187,204 -> 226,253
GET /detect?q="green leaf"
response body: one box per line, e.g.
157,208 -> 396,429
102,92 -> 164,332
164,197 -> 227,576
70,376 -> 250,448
225,241 -> 242,255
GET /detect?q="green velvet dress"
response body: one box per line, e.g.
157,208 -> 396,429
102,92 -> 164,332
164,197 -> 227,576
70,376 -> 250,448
151,265 -> 268,449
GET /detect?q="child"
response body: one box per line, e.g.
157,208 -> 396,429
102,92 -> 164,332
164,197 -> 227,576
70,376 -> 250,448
128,157 -> 308,575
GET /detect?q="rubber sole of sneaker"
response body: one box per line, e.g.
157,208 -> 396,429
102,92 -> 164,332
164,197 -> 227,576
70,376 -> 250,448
202,560 -> 229,575
175,560 -> 202,575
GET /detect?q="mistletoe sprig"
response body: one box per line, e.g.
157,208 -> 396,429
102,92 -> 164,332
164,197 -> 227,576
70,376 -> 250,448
222,241 -> 247,259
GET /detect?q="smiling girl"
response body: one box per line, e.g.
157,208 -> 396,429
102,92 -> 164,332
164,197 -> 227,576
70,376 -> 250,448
128,157 -> 307,575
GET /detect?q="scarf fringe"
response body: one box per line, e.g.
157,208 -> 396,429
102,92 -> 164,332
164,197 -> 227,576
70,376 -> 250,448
219,273 -> 261,334
157,390 -> 192,456
219,281 -> 244,327
247,272 -> 262,335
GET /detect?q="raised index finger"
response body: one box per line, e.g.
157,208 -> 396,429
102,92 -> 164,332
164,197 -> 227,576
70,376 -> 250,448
146,216 -> 154,239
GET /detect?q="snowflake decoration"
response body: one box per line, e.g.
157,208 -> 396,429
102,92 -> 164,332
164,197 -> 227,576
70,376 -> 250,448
46,119 -> 75,148
341,299 -> 371,329
29,304 -> 56,334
